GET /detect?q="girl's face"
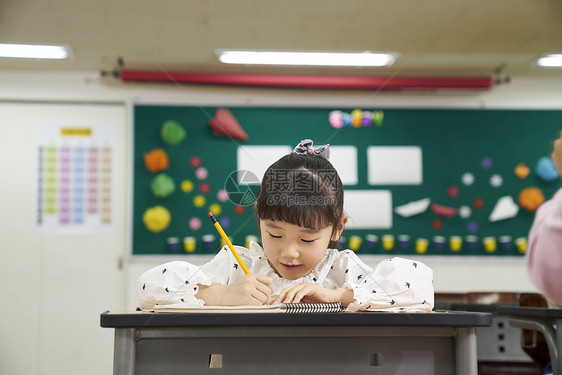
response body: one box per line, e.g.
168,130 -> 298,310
259,219 -> 340,280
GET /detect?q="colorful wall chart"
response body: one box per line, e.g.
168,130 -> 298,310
36,124 -> 117,235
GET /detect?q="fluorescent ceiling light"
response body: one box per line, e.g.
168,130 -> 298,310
0,43 -> 69,59
537,54 -> 562,67
217,50 -> 397,67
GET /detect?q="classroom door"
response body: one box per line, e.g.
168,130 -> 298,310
0,101 -> 127,375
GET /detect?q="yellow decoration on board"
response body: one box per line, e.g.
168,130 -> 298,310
483,237 -> 497,253
142,206 -> 171,233
382,234 -> 394,250
209,203 -> 222,216
181,180 -> 194,193
415,238 -> 428,254
193,195 -> 206,208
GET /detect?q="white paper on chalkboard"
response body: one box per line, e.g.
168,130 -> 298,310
329,146 -> 358,185
237,146 -> 292,184
344,190 -> 393,229
367,146 -> 423,185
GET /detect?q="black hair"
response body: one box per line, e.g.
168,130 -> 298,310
254,153 -> 344,248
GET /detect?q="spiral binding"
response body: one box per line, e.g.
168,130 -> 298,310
283,302 -> 343,313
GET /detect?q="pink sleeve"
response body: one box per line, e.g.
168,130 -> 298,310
526,188 -> 562,306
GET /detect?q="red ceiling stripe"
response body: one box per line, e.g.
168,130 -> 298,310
120,69 -> 493,91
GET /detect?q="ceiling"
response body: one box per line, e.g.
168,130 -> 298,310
2,0 -> 562,81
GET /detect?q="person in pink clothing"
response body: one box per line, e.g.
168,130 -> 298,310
527,132 -> 562,307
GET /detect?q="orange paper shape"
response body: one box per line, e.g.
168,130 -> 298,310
518,187 -> 545,212
431,203 -> 458,218
144,149 -> 169,172
514,163 -> 530,179
209,108 -> 249,141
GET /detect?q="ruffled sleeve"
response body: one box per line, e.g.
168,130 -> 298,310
137,247 -> 241,310
341,255 -> 434,313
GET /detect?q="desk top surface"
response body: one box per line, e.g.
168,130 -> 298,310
100,310 -> 492,328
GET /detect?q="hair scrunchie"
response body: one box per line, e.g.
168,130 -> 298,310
292,139 -> 330,160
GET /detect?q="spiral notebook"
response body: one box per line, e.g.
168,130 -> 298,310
153,302 -> 343,313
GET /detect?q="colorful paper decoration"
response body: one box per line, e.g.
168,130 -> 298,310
465,235 -> 478,250
151,173 -> 176,198
459,206 -> 471,219
209,108 -> 249,141
189,217 -> 202,230
160,120 -> 186,145
467,221 -> 479,233
209,203 -> 222,216
447,186 -> 459,198
536,156 -> 560,182
183,236 -> 196,252
514,163 -> 530,179
481,157 -> 492,169
328,110 -> 383,128
483,237 -> 497,252
381,234 -> 394,250
144,149 -> 169,172
199,182 -> 210,194
190,156 -> 201,168
142,206 -> 171,233
518,187 -> 545,212
196,167 -> 208,180
449,236 -> 462,252
473,198 -> 484,209
193,195 -> 206,208
489,196 -> 519,222
461,172 -> 474,186
430,203 -> 457,218
166,237 -> 179,252
432,219 -> 443,230
217,189 -> 229,202
181,180 -> 194,193
394,198 -> 431,217
489,174 -> 503,187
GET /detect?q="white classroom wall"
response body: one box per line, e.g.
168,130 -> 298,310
1,69 -> 561,375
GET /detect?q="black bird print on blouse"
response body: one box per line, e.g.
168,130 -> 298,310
162,268 -> 167,274
413,262 -> 417,268
406,282 -> 410,288
233,264 -> 238,270
390,299 -> 396,305
313,277 -> 317,282
165,287 -> 169,293
357,274 -> 363,280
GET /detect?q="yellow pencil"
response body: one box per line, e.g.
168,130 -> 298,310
208,212 -> 250,274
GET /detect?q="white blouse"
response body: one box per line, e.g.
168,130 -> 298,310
138,241 -> 434,312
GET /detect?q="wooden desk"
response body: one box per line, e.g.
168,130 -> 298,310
497,306 -> 562,375
101,310 -> 492,375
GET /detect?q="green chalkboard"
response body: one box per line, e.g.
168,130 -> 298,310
132,105 -> 562,256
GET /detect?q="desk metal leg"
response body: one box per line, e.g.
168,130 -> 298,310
508,317 -> 559,375
456,327 -> 477,375
113,328 -> 136,375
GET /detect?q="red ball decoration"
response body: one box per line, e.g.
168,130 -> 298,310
432,219 -> 443,230
234,205 -> 245,215
199,182 -> 210,194
473,198 -> 485,209
190,156 -> 201,168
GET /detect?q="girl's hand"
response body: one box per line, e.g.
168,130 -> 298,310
224,274 -> 273,305
274,283 -> 354,306
196,274 -> 273,306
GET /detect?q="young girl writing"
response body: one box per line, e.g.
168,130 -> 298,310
138,139 -> 434,312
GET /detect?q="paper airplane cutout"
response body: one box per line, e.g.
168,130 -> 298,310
489,196 -> 519,222
395,198 -> 431,217
209,108 -> 249,141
